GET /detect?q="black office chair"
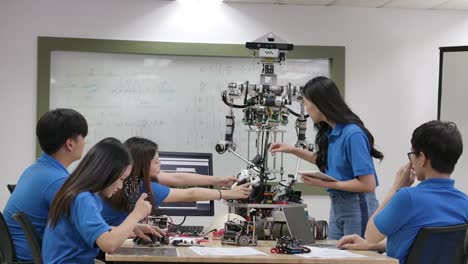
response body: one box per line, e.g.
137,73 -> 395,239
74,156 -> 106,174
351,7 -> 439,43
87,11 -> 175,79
0,211 -> 33,264
7,184 -> 16,194
465,230 -> 468,264
12,212 -> 43,264
0,210 -> 17,263
406,223 -> 468,264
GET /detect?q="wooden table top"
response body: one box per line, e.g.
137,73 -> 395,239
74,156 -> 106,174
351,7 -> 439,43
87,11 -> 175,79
106,239 -> 398,263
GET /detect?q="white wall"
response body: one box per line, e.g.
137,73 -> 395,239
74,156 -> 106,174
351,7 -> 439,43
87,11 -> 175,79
1,0 -> 468,226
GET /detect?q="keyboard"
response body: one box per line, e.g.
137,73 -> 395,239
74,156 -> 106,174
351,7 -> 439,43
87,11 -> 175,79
169,225 -> 204,234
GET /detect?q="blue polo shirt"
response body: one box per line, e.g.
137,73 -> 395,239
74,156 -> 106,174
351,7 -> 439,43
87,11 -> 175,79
42,192 -> 111,263
3,153 -> 69,261
325,123 -> 378,192
374,178 -> 468,264
101,181 -> 170,226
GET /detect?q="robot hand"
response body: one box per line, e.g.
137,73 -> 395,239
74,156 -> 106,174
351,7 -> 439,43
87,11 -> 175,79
215,140 -> 236,154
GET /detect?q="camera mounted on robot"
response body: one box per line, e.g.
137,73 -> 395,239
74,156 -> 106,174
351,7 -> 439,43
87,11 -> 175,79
245,32 -> 293,64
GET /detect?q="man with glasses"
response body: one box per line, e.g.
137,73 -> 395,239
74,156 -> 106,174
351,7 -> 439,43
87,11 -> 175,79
407,151 -> 416,161
336,120 -> 468,264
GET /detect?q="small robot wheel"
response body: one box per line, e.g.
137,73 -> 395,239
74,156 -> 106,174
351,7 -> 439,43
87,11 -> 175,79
237,235 -> 250,246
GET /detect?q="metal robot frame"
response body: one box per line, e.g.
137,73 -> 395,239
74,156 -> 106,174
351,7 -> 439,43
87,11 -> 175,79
215,32 -> 313,204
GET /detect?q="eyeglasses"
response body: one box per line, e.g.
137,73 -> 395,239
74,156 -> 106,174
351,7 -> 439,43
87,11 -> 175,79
407,151 -> 416,161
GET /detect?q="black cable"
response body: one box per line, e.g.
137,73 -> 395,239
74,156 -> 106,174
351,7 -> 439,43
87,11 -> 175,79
260,130 -> 265,158
168,216 -> 186,227
287,107 -> 309,118
243,82 -> 249,105
221,91 -> 252,108
262,130 -> 270,180
204,229 -> 217,235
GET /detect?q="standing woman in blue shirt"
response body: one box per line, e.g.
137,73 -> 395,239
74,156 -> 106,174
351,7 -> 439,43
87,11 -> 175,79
42,138 -> 155,264
270,76 -> 383,240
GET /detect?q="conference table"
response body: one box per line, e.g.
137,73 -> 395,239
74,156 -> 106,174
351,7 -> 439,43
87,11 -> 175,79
106,238 -> 398,263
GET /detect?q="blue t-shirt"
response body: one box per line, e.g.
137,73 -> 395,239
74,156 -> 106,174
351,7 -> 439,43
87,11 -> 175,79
374,178 -> 468,264
42,192 -> 111,264
2,153 -> 69,261
101,181 -> 170,226
325,123 -> 378,192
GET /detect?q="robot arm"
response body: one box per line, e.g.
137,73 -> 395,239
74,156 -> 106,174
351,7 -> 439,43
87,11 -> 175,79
215,107 -> 236,154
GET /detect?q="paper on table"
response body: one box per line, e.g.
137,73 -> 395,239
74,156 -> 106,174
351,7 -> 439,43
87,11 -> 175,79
299,246 -> 367,259
189,246 -> 267,256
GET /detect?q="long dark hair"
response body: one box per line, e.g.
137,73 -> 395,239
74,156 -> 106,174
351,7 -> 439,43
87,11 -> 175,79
303,76 -> 383,172
106,137 -> 157,212
48,137 -> 132,227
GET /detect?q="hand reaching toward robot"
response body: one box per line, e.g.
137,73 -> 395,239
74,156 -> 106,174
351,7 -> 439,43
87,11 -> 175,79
223,182 -> 252,200
213,176 -> 239,187
270,143 -> 296,154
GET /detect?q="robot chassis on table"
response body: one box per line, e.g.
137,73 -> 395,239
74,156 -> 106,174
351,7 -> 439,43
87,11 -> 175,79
221,216 -> 258,247
270,236 -> 311,254
133,216 -> 210,247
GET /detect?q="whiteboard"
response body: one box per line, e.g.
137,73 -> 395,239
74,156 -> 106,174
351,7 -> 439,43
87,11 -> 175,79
439,50 -> 468,193
50,51 -> 329,177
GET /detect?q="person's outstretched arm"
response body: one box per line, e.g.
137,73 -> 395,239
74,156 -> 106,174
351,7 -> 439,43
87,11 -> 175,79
157,172 -> 237,187
270,143 -> 317,164
162,182 -> 251,202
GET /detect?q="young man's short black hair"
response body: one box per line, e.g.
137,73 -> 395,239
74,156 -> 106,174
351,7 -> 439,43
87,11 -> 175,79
36,109 -> 88,155
411,120 -> 463,174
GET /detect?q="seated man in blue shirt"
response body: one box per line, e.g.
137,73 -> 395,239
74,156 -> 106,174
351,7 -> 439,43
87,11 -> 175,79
336,120 -> 468,264
2,108 -> 88,261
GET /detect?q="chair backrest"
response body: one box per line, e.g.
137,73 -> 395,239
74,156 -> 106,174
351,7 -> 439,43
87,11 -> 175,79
465,230 -> 468,264
406,223 -> 468,264
12,212 -> 43,264
0,210 -> 17,263
7,184 -> 16,194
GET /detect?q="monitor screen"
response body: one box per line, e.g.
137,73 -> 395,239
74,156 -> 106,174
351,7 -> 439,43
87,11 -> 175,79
155,151 -> 214,216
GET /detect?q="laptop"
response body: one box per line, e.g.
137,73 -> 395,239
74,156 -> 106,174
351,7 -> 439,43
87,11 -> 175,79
283,207 -> 337,248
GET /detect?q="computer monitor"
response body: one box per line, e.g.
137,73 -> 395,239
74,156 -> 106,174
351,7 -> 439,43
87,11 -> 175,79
155,151 -> 214,216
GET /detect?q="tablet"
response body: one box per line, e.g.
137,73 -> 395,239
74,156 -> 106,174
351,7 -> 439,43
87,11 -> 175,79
297,171 -> 338,182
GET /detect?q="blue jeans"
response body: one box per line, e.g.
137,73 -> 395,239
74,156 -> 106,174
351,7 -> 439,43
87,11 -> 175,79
328,191 -> 379,240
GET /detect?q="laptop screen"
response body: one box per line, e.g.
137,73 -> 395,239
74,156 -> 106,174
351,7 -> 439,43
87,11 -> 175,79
282,207 -> 316,244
